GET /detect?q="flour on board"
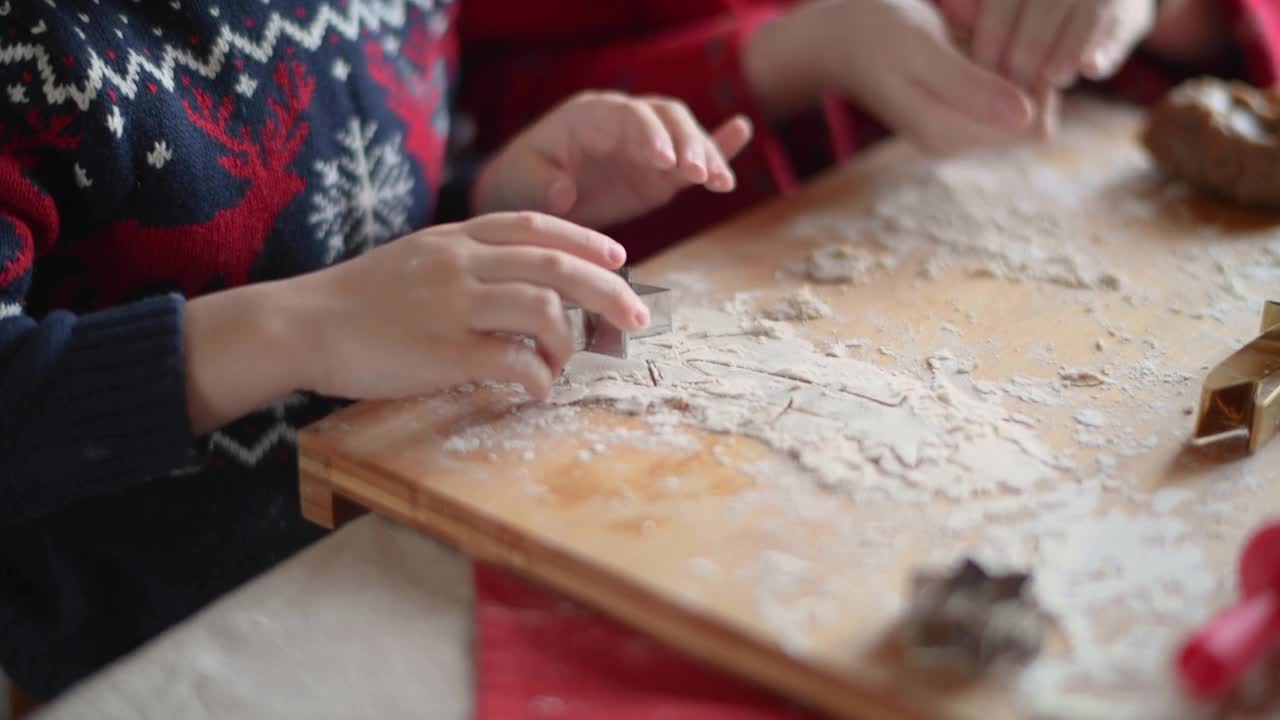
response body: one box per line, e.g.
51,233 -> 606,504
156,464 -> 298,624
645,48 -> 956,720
432,102 -> 1280,719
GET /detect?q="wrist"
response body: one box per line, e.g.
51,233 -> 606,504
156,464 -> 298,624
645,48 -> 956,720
183,280 -> 310,434
265,272 -> 343,396
742,8 -> 829,122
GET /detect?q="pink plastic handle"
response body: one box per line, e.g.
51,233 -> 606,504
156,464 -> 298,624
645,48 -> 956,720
1178,590 -> 1280,699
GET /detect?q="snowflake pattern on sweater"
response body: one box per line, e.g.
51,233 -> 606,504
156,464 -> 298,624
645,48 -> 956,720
0,0 -> 460,699
308,116 -> 415,262
2,0 -> 457,468
6,0 -> 1279,705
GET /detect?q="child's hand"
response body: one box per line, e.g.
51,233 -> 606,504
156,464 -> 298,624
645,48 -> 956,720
939,0 -> 1158,89
287,212 -> 646,401
752,0 -> 1036,156
471,92 -> 753,228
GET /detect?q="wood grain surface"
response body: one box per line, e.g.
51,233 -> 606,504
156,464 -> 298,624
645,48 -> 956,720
299,101 -> 1280,720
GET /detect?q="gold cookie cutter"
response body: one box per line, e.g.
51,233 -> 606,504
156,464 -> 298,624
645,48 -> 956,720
1192,301 -> 1280,453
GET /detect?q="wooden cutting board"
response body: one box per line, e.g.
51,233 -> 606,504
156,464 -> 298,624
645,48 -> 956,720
297,100 -> 1280,719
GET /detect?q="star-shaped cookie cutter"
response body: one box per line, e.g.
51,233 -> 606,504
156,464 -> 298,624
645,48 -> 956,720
565,267 -> 672,359
898,558 -> 1049,675
1192,301 -> 1280,453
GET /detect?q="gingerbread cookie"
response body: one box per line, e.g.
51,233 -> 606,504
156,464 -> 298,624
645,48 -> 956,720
1142,77 -> 1280,210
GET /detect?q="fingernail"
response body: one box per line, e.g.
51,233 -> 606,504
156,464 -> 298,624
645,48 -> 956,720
633,306 -> 650,329
608,245 -> 626,266
1088,49 -> 1109,75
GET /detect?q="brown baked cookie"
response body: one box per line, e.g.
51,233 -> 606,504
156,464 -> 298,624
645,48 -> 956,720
1142,77 -> 1280,210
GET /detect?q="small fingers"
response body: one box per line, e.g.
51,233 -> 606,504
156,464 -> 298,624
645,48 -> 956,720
712,115 -> 753,160
1080,8 -> 1121,78
707,115 -> 753,191
647,98 -> 712,184
465,211 -> 626,269
912,38 -> 1033,130
895,80 -> 1025,155
469,283 -> 576,376
561,92 -> 749,193
471,243 -> 647,334
1042,4 -> 1100,87
561,91 -> 675,167
614,96 -> 679,169
650,101 -> 752,192
1004,0 -> 1072,88
464,334 -> 556,401
973,0 -> 1022,70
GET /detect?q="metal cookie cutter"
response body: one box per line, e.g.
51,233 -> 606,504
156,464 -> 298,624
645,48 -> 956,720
566,267 -> 672,359
1192,301 -> 1280,453
898,558 -> 1049,677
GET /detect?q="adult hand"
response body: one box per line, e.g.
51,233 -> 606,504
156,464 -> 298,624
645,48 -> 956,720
938,0 -> 1158,89
745,0 -> 1037,155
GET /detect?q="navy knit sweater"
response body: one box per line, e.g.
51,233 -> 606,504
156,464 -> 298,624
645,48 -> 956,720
0,0 -> 465,699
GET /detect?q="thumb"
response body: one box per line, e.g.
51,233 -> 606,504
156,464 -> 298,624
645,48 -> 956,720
473,143 -> 575,216
545,172 -> 578,216
514,123 -> 580,215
